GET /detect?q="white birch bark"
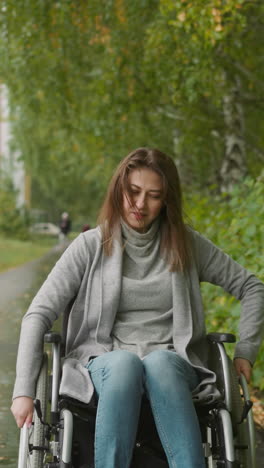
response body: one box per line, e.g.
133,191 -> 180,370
220,77 -> 247,192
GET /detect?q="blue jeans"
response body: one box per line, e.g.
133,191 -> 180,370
86,349 -> 205,468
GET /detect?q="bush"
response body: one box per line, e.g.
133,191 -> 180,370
185,173 -> 264,389
0,177 -> 30,240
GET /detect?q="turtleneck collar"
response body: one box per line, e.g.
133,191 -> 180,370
120,217 -> 160,248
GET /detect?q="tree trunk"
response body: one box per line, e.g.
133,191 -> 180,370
220,76 -> 247,192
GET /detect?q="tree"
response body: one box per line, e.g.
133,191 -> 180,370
0,0 -> 263,218
1,1 -> 163,218
143,0 -> 264,189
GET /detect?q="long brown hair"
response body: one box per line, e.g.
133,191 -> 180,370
97,147 -> 190,271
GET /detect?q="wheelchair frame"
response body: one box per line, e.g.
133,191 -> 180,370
17,332 -> 257,468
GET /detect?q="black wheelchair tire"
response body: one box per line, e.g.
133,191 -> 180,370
235,377 -> 256,468
27,353 -> 48,467
226,360 -> 256,468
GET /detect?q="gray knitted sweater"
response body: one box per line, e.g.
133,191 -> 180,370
112,219 -> 173,356
13,225 -> 264,404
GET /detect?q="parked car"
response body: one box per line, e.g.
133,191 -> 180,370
29,222 -> 60,236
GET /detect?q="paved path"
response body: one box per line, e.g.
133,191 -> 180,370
0,242 -> 68,467
0,258 -> 42,308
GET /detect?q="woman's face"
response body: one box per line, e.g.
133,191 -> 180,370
122,167 -> 164,232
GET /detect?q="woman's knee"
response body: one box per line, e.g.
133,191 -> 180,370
143,350 -> 198,391
100,350 -> 143,382
89,350 -> 144,397
143,349 -> 178,371
108,349 -> 142,368
144,351 -> 185,378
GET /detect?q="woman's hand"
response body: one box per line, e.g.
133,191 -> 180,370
233,357 -> 252,383
11,396 -> 34,428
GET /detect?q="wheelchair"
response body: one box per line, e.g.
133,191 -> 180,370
17,331 -> 257,468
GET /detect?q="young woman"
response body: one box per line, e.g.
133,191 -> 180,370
11,148 -> 264,468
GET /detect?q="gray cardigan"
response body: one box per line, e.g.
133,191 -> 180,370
13,227 -> 264,404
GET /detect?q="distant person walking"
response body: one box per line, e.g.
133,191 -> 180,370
59,212 -> 71,241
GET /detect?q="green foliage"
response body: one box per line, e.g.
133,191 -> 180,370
1,0 -> 264,218
186,174 -> 264,388
0,1 -> 263,388
0,0 -> 162,218
0,235 -> 57,272
143,0 -> 264,183
0,177 -> 29,239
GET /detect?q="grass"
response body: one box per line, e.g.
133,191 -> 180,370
0,235 -> 58,272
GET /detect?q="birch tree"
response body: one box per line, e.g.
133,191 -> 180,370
143,0 -> 264,189
220,76 -> 247,192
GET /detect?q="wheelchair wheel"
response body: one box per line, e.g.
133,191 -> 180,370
18,353 -> 48,468
216,408 -> 236,467
225,360 -> 256,468
58,408 -> 73,467
235,375 -> 256,468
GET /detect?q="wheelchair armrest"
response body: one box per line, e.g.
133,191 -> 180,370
44,331 -> 62,343
207,332 -> 236,344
